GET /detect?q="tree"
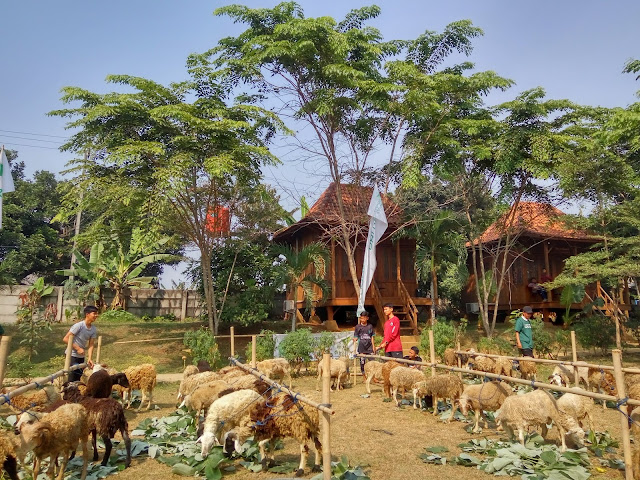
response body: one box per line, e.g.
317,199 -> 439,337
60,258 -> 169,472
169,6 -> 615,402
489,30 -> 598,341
51,74 -> 285,334
274,242 -> 330,331
0,152 -> 69,285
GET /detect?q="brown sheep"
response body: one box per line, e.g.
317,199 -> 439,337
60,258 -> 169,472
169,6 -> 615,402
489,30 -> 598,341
123,364 -> 157,411
459,381 -> 513,432
443,348 -> 457,366
0,432 -> 19,480
256,358 -> 292,388
519,359 -> 538,381
85,369 -> 130,399
412,374 -> 464,421
470,356 -> 496,374
382,361 -> 401,398
493,357 -> 514,377
178,371 -> 222,400
587,367 -> 617,409
1,385 -> 60,413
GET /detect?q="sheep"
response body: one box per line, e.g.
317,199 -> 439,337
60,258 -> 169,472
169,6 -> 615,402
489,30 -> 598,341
443,348 -> 457,366
549,364 -> 589,387
587,367 -> 617,409
256,358 -> 292,388
389,367 -> 425,407
122,364 -> 157,411
15,403 -> 90,480
180,380 -> 232,418
382,361 -> 401,398
227,392 -> 322,477
412,374 -> 465,421
0,432 -> 19,480
197,389 -> 263,454
196,360 -> 212,372
61,383 -> 132,468
218,366 -> 245,379
364,361 -> 384,394
630,407 -> 640,480
493,357 -> 514,377
316,357 -> 349,391
220,374 -> 271,395
178,371 -> 222,400
519,359 -> 538,381
496,389 -> 585,451
85,368 -> 130,399
459,381 -> 513,432
183,364 -> 200,378
1,385 -> 60,413
556,389 -> 595,433
469,355 -> 496,374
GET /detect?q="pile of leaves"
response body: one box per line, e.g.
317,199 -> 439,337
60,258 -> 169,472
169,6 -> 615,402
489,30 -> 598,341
420,435 -> 593,479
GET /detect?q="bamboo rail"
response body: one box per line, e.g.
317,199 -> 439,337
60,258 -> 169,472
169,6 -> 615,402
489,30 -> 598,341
0,363 -> 87,406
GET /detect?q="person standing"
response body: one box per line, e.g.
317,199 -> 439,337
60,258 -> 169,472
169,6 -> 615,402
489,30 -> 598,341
353,310 -> 375,378
378,303 -> 403,358
515,306 -> 534,357
63,305 -> 98,382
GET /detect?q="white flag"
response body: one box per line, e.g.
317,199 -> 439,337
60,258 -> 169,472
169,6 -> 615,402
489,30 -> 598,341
357,186 -> 388,315
0,148 -> 15,230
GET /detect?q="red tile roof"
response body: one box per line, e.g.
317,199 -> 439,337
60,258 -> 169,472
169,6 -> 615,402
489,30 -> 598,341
273,183 -> 401,241
474,202 -> 599,244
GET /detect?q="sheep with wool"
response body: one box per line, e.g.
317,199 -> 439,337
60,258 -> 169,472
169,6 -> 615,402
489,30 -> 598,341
389,366 -> 425,407
0,432 -> 19,480
316,357 -> 349,391
197,389 -> 263,454
549,364 -> 589,387
519,359 -> 538,381
180,380 -> 232,418
459,381 -> 512,432
256,358 -> 292,388
556,389 -> 595,433
493,357 -> 514,377
496,389 -> 585,451
587,367 -> 617,409
381,360 -> 401,398
16,403 -> 90,480
443,348 -> 457,366
183,365 -> 199,378
85,368 -> 130,399
178,371 -> 222,400
364,361 -> 384,394
1,385 -> 60,413
226,392 -> 322,477
122,363 -> 157,411
412,374 -> 464,420
469,355 -> 496,374
220,374 -> 271,395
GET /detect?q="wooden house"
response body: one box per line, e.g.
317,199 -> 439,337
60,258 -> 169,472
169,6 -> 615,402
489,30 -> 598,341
462,202 -> 632,321
273,183 -> 432,335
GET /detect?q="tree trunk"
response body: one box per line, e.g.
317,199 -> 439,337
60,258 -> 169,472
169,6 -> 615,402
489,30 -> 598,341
430,264 -> 438,324
200,249 -> 219,335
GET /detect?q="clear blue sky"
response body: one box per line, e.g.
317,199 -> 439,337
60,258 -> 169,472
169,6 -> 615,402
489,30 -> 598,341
2,1 -> 639,284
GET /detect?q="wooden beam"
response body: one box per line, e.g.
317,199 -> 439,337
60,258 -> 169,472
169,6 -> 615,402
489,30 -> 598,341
331,238 -> 336,299
396,241 -> 401,281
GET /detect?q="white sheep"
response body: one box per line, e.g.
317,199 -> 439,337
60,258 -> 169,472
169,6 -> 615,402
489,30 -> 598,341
459,381 -> 513,432
389,367 -> 425,407
550,364 -> 589,387
364,361 -> 384,394
412,374 -> 465,420
256,358 -> 292,388
496,389 -> 585,451
16,403 -> 90,480
180,380 -> 231,418
556,389 -> 595,433
316,357 -> 349,391
178,371 -> 222,400
197,389 -> 262,455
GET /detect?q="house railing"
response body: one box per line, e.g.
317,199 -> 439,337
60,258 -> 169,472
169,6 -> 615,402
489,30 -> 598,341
398,279 -> 419,335
371,281 -> 386,329
596,281 -> 627,319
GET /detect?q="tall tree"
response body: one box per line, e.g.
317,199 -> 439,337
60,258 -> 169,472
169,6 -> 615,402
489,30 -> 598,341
51,74 -> 285,334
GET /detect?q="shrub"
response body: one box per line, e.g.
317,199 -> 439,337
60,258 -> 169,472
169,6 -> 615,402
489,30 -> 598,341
477,337 -> 513,355
575,315 -> 616,354
99,310 -> 139,322
313,332 -> 336,359
244,330 -> 276,362
278,328 -> 315,373
553,329 -> 571,357
183,328 -> 222,368
506,310 -> 553,357
420,319 -> 467,359
140,313 -> 178,322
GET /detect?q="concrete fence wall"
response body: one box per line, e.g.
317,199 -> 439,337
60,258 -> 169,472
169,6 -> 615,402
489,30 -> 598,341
0,286 -> 202,324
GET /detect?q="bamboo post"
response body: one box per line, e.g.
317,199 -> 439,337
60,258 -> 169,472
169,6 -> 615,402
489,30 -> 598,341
353,357 -> 358,385
230,327 -> 235,357
456,341 -> 462,379
571,331 -> 578,386
251,335 -> 257,368
429,330 -> 436,410
612,349 -> 633,480
180,290 -> 188,321
0,336 -> 11,386
322,353 -> 331,480
64,335 -> 74,382
95,336 -> 103,364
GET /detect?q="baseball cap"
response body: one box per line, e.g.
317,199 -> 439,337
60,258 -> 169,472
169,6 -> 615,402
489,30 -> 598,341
523,306 -> 533,314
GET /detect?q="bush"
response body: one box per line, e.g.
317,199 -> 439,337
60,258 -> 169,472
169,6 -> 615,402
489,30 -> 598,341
575,315 -> 616,354
420,319 -> 467,359
140,313 -> 178,322
99,310 -> 139,322
477,337 -> 513,355
278,328 -> 315,373
313,332 -> 337,359
506,310 -> 553,357
244,330 -> 276,362
183,328 -> 221,368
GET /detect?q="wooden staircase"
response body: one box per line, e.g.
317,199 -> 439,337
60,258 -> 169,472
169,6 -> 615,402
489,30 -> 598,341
371,279 -> 419,336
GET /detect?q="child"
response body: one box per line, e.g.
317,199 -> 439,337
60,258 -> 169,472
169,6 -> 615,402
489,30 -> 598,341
353,310 -> 376,378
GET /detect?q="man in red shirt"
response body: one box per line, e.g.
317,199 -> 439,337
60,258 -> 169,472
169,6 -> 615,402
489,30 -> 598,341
378,303 -> 403,358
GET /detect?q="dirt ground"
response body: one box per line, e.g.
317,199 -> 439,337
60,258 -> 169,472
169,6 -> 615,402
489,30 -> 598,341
104,372 -> 627,480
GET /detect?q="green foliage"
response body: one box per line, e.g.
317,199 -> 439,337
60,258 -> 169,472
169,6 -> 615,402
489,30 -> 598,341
278,328 -> 315,371
183,328 -> 221,368
421,319 -> 467,359
7,353 -> 34,383
553,329 -> 571,358
477,337 -> 513,355
98,310 -> 139,323
244,330 -> 276,362
313,332 -> 337,360
140,313 -> 178,322
16,277 -> 55,361
575,315 -> 616,354
309,455 -> 370,480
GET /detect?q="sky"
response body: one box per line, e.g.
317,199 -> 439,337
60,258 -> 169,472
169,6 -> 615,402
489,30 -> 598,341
2,0 -> 639,285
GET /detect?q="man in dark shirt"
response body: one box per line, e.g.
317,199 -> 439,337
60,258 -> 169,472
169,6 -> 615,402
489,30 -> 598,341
403,346 -> 423,368
353,310 -> 376,378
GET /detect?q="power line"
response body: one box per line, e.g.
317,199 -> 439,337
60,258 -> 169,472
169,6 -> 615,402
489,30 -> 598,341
0,134 -> 64,145
0,129 -> 68,139
0,141 -> 61,150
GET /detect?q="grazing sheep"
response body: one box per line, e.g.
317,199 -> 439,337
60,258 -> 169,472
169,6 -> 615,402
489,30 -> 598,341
587,367 -> 617,409
459,381 -> 513,432
219,366 -> 245,379
0,432 -> 19,480
316,357 -> 349,391
256,358 -> 292,388
16,403 -> 90,480
382,361 -> 401,398
197,389 -> 263,454
364,361 -> 384,394
550,364 -> 589,387
412,374 -> 465,421
496,389 -> 585,451
470,356 -> 496,374
178,371 -> 222,400
519,359 -> 538,381
1,385 -> 60,413
443,348 -> 457,366
228,392 -> 322,477
556,389 -> 595,433
220,375 -> 271,395
180,380 -> 231,418
61,383 -> 132,468
122,364 -> 157,411
493,357 -> 514,377
85,369 -> 130,399
389,367 -> 425,406
183,365 -> 200,378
